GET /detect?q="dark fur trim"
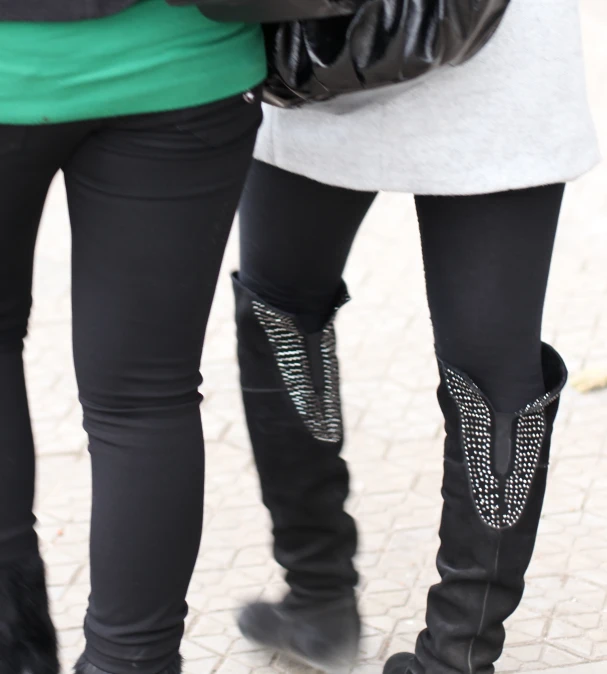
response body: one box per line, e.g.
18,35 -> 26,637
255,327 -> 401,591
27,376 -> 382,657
74,654 -> 183,674
0,555 -> 59,674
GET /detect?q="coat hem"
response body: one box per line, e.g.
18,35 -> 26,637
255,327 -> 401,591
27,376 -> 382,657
253,148 -> 602,196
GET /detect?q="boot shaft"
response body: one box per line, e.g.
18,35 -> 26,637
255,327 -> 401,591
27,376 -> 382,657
414,345 -> 567,673
232,273 -> 358,602
0,555 -> 58,674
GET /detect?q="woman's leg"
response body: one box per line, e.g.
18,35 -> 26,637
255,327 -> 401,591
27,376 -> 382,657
62,97 -> 261,674
419,185 -> 565,412
235,161 -> 376,670
0,123 -> 88,674
386,184 -> 567,674
239,160 -> 376,326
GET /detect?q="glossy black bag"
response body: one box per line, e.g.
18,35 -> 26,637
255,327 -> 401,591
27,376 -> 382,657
262,0 -> 512,107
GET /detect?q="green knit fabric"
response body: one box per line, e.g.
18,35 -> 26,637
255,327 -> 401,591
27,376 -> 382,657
0,0 -> 266,124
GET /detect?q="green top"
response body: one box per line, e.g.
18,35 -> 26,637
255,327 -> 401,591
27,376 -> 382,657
0,0 -> 266,124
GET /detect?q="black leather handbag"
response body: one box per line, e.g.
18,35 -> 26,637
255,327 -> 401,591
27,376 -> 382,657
167,0 -> 359,24
186,0 -> 511,108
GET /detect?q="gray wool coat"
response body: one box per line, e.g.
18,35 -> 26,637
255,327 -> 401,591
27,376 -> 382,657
255,0 -> 600,195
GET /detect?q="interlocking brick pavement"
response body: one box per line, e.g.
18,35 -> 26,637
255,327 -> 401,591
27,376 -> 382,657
25,1 -> 607,673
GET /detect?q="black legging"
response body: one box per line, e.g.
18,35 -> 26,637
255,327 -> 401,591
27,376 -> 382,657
239,160 -> 565,413
0,95 -> 260,674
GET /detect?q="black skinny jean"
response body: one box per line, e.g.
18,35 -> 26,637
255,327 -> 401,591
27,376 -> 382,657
240,160 -> 565,413
0,94 -> 261,674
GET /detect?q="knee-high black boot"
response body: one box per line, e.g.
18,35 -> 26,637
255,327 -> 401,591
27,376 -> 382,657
385,344 -> 567,674
0,555 -> 59,674
232,273 -> 360,672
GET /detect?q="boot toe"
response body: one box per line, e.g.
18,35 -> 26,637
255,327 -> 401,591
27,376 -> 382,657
291,625 -> 358,671
237,601 -> 285,649
237,598 -> 360,673
383,652 -> 418,674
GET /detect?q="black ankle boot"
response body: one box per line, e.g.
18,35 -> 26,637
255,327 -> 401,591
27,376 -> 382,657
384,344 -> 567,674
232,273 -> 360,672
0,555 -> 59,674
74,655 -> 182,674
238,596 -> 360,672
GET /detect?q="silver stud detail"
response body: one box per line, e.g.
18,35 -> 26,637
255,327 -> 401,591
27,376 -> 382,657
442,366 -> 559,529
252,302 -> 343,443
442,367 -> 501,528
503,411 -> 546,526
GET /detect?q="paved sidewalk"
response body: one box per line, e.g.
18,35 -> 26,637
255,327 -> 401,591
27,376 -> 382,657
526,666 -> 606,674
27,1 -> 607,673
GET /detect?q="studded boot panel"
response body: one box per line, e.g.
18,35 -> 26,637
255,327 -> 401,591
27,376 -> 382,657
387,344 -> 567,674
